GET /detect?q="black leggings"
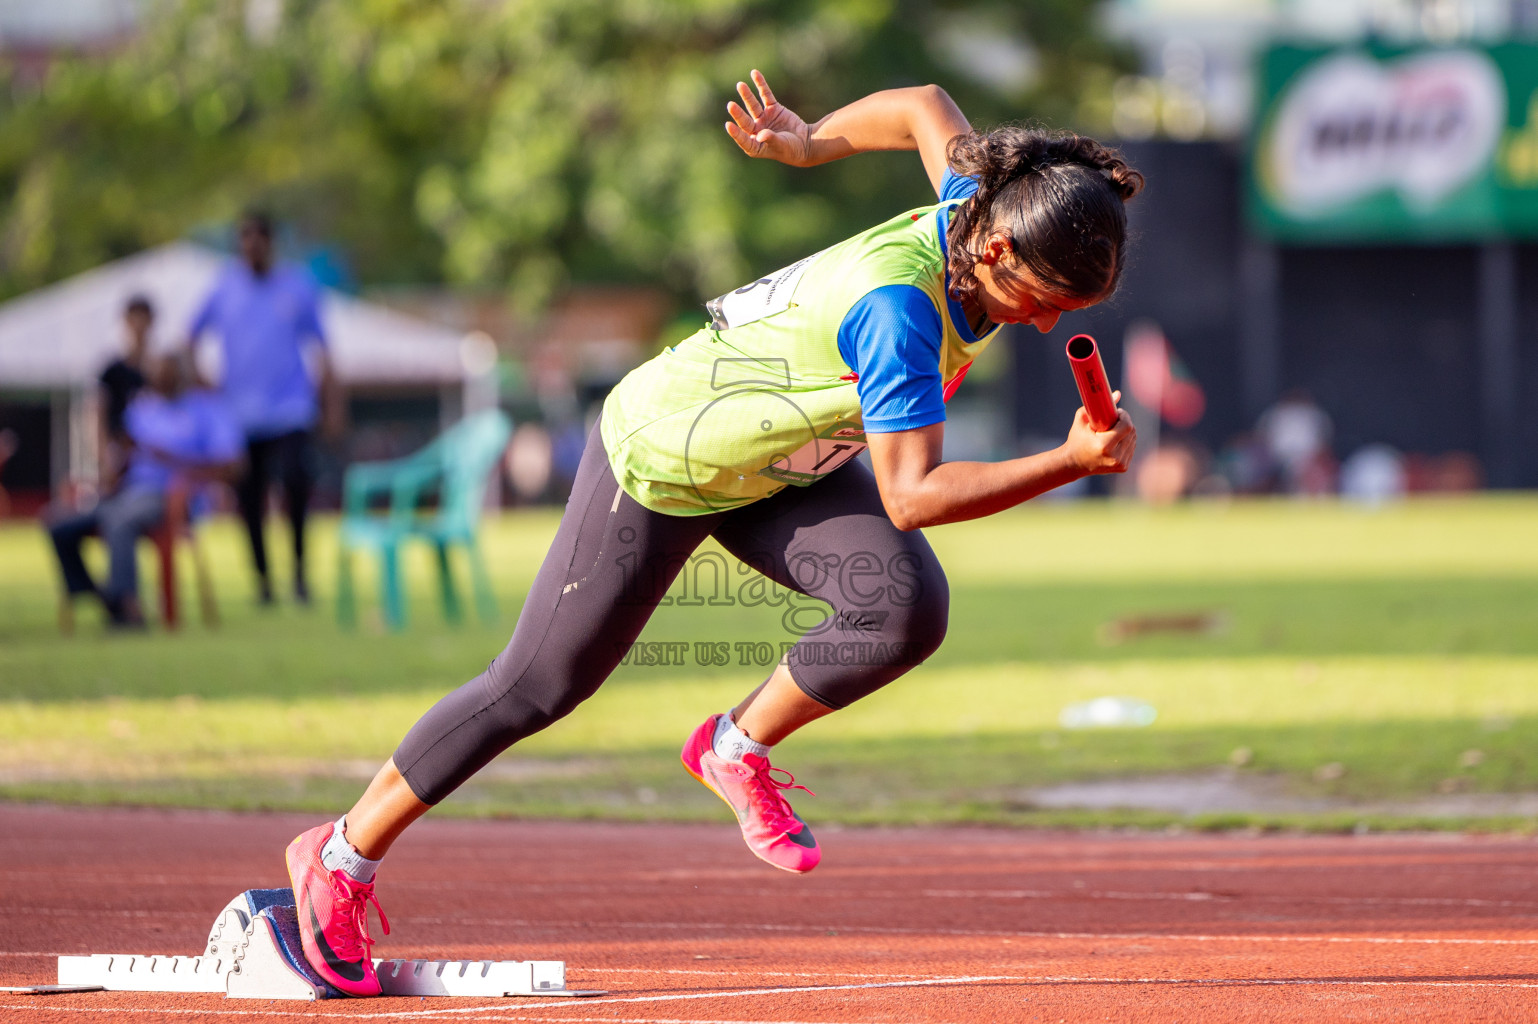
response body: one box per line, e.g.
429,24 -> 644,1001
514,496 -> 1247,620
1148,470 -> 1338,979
394,419 -> 949,805
236,430 -> 313,584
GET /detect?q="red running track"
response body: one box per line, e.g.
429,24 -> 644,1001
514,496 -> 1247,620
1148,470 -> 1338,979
3,804 -> 1538,1022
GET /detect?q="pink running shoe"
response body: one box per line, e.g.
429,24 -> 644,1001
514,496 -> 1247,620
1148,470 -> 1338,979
285,822 -> 390,997
681,714 -> 821,873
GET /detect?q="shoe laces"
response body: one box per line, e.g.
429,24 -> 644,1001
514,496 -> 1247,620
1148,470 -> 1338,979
741,760 -> 815,833
330,871 -> 390,962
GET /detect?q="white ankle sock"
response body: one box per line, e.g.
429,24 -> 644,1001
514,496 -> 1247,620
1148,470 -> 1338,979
320,815 -> 382,882
712,713 -> 770,762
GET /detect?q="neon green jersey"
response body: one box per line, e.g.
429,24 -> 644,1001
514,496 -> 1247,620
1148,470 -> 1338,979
601,200 -> 1002,515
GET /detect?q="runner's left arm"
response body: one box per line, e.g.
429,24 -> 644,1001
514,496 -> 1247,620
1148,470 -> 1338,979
724,70 -> 969,194
866,397 -> 1137,531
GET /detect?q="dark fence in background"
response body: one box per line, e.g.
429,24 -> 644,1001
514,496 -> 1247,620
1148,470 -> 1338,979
1011,140 -> 1538,488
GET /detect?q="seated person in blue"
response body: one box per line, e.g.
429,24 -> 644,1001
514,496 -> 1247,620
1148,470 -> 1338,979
98,295 -> 153,494
48,355 -> 244,627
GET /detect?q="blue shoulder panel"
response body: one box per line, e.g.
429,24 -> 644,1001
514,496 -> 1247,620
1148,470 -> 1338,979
836,285 -> 946,434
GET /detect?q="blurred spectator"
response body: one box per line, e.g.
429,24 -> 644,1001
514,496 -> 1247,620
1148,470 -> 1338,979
1135,442 -> 1204,505
187,211 -> 340,605
1257,390 -> 1336,495
549,421 -> 588,496
1340,445 -> 1408,505
506,422 -> 553,503
0,428 -> 17,518
98,295 -> 154,494
47,355 -> 242,627
1405,452 -> 1484,493
1211,430 -> 1276,495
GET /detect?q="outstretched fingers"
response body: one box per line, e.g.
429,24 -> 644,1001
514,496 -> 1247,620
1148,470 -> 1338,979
723,69 -> 795,161
727,100 -> 756,134
724,119 -> 764,156
751,69 -> 778,112
736,79 -> 764,121
725,100 -> 765,156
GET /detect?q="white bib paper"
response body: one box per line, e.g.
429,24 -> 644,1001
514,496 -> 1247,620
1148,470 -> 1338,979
706,254 -> 817,331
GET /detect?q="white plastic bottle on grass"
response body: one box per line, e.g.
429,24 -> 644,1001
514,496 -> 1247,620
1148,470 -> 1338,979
1059,696 -> 1157,729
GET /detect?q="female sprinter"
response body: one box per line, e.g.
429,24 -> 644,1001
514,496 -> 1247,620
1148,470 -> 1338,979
286,71 -> 1141,996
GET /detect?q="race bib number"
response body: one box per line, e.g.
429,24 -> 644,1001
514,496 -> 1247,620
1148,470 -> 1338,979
758,426 -> 868,487
706,254 -> 817,331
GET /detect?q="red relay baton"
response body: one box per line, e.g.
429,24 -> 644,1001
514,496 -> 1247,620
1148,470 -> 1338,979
1065,333 -> 1118,432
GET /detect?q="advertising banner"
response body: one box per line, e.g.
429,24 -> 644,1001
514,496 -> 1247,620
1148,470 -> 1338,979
1249,43 -> 1538,241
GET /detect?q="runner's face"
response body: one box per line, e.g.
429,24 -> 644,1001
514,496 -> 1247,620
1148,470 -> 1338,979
974,253 -> 1101,333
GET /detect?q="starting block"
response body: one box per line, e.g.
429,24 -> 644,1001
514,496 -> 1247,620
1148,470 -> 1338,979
56,889 -> 605,1000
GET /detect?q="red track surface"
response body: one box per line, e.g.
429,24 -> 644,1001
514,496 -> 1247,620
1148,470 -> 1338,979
3,804 -> 1538,1022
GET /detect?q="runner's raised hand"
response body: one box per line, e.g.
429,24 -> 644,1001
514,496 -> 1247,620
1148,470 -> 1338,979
724,70 -> 812,166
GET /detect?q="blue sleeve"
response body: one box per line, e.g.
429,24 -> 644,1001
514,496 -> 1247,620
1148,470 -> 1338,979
938,167 -> 979,202
836,285 -> 946,434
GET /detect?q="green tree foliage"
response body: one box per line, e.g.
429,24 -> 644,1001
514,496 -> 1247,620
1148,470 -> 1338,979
0,0 -> 1129,307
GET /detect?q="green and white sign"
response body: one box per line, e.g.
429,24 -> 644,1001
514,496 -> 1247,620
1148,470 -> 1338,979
1250,44 -> 1538,241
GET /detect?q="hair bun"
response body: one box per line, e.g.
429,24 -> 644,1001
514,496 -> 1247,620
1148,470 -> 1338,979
1104,161 -> 1145,201
948,128 -> 1144,200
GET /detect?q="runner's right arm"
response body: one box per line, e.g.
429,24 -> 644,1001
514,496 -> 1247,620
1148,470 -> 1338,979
724,70 -> 969,194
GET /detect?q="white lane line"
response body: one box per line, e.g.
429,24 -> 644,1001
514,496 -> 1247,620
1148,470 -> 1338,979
920,889 -> 1538,910
6,974 -> 1538,1023
537,886 -> 1538,912
378,1018 -> 940,1024
389,916 -> 1538,945
370,1014 -> 910,1020
960,976 -> 1538,990
348,976 -> 1014,1019
585,968 -> 929,980
4,907 -> 205,919
921,890 -> 1224,903
0,872 -> 275,886
0,1009 -> 297,1019
390,978 -> 1538,1019
16,885 -> 1537,914
0,952 -> 78,958
366,1014 -> 904,1020
1060,933 -> 1538,947
0,1012 -> 887,1024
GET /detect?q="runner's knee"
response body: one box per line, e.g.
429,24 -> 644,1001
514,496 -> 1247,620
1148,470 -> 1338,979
877,558 -> 949,662
789,559 -> 948,709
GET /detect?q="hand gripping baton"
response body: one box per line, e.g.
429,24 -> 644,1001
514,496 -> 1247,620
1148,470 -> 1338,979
1066,333 -> 1118,432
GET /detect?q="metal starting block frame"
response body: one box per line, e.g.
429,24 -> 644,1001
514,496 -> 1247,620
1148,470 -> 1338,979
57,889 -> 605,1001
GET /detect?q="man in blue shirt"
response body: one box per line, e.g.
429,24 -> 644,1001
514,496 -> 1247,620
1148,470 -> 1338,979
48,355 -> 243,627
187,212 -> 340,605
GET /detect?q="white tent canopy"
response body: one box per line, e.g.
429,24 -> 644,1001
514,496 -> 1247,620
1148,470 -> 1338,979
0,242 -> 491,494
0,241 -> 475,389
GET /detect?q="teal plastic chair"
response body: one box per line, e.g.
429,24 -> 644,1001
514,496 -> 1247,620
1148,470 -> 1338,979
336,409 -> 512,630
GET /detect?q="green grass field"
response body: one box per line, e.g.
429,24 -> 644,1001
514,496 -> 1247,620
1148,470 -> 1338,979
3,496 -> 1537,831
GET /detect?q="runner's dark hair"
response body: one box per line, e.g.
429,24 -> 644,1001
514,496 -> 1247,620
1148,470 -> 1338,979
945,127 -> 1143,305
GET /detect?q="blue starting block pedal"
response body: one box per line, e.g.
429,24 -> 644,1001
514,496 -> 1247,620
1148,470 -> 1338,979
57,889 -> 605,1000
